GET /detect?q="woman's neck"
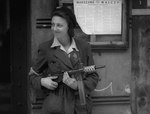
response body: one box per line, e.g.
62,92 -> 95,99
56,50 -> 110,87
59,35 -> 71,50
62,40 -> 71,51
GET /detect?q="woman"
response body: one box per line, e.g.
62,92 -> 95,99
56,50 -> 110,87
29,6 -> 99,114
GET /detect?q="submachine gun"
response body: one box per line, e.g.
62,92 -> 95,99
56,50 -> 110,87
54,65 -> 105,105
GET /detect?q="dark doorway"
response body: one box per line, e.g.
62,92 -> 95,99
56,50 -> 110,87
0,0 -> 10,83
0,0 -> 11,114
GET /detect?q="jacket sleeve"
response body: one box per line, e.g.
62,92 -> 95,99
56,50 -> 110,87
83,43 -> 99,95
29,45 -> 48,91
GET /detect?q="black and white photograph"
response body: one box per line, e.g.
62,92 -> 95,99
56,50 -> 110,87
0,0 -> 150,114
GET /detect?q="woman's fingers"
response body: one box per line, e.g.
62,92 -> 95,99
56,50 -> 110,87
41,76 -> 58,90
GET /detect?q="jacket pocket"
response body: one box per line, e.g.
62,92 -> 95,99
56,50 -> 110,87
42,93 -> 63,113
48,59 -> 62,74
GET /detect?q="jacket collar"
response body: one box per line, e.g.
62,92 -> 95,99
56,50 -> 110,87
50,37 -> 83,69
51,37 -> 79,54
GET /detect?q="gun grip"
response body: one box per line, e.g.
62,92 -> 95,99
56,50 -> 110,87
52,74 -> 63,83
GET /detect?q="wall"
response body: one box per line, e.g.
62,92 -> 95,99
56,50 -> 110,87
92,49 -> 131,96
132,15 -> 150,114
31,0 -> 57,64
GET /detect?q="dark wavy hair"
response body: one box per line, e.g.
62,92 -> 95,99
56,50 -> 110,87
51,6 -> 77,39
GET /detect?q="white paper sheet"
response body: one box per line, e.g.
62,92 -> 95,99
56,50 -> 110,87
73,0 -> 122,35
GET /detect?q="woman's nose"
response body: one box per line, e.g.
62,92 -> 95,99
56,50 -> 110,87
53,25 -> 58,31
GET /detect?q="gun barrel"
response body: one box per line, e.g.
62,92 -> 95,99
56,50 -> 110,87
68,68 -> 83,74
67,65 -> 105,74
95,65 -> 105,69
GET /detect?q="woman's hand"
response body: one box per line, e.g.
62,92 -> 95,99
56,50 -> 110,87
63,72 -> 78,90
41,75 -> 58,90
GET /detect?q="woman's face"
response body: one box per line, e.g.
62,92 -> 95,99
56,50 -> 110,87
51,16 -> 69,43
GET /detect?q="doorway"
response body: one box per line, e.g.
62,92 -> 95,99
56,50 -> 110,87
0,0 -> 11,114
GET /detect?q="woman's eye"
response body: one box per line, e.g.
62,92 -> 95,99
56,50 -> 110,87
57,24 -> 63,28
51,23 -> 63,28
